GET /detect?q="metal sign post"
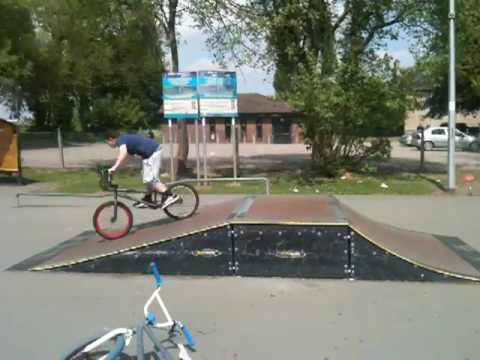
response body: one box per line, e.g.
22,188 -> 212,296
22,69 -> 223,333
195,119 -> 200,183
232,117 -> 237,179
168,119 -> 174,181
448,0 -> 456,191
57,127 -> 65,169
202,117 -> 208,183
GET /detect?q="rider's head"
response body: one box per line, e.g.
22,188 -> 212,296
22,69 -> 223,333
106,131 -> 120,148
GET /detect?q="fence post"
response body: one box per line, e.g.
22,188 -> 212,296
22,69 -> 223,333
57,127 -> 65,169
418,125 -> 425,172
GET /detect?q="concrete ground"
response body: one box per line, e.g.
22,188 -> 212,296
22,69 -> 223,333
20,141 -> 480,170
1,184 -> 480,359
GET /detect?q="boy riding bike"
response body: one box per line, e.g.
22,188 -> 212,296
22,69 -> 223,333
106,131 -> 178,209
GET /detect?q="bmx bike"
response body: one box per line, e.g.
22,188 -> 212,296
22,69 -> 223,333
93,166 -> 199,240
61,262 -> 196,360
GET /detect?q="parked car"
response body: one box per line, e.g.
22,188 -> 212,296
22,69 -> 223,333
440,122 -> 480,137
400,131 -> 417,146
415,126 -> 480,152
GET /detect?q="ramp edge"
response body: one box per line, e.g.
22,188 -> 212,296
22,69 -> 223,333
351,225 -> 480,282
30,223 -> 230,271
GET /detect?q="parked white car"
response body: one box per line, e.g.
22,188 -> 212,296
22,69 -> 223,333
415,126 -> 480,152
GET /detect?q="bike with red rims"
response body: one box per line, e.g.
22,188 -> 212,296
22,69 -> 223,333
93,166 -> 199,240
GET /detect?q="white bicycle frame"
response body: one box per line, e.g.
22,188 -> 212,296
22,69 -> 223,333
144,285 -> 192,360
74,271 -> 193,360
82,328 -> 134,360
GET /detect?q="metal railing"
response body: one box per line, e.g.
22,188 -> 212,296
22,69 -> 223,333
172,177 -> 271,195
16,177 -> 270,207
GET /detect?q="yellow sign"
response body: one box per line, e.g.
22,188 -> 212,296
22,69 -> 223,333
0,119 -> 20,172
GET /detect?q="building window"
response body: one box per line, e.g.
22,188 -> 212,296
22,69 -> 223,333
209,119 -> 216,142
256,119 -> 263,141
240,119 -> 247,141
225,119 -> 231,140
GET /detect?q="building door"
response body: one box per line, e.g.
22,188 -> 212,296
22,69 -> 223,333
273,118 -> 291,143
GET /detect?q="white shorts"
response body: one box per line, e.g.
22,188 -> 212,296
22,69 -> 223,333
142,148 -> 162,184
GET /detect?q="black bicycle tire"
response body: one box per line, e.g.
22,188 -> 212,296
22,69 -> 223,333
163,183 -> 199,220
61,333 -> 125,360
93,201 -> 133,240
61,335 -> 100,360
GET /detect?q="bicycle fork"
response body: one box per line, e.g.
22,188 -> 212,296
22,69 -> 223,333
111,188 -> 119,223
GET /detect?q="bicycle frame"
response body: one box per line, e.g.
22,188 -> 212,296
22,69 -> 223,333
100,168 -> 165,217
67,262 -> 195,360
82,328 -> 133,354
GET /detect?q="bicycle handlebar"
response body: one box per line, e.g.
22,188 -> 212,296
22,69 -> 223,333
97,165 -> 117,191
179,322 -> 196,348
150,262 -> 163,287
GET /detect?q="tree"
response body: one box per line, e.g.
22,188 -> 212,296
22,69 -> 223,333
413,0 -> 480,116
152,0 -> 190,177
266,1 -> 420,174
0,0 -> 36,118
1,0 -> 164,130
187,0 -> 424,175
188,0 -> 430,175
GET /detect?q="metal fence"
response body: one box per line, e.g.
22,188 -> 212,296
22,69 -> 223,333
17,128 -> 308,184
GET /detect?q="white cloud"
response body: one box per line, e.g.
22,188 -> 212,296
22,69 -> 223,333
183,57 -> 220,72
177,13 -> 202,40
235,66 -> 274,95
0,104 -> 10,118
377,48 -> 415,67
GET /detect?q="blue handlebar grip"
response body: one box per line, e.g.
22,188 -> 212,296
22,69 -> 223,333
180,323 -> 196,348
150,262 -> 163,286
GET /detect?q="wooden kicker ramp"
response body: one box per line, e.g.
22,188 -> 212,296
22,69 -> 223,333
10,196 -> 480,282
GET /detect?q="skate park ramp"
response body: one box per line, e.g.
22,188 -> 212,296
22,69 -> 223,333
10,196 -> 480,282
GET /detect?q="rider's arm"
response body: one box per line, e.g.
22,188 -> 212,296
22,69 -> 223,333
109,144 -> 128,172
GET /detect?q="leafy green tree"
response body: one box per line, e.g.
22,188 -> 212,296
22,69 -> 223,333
189,0 -> 423,175
0,0 -> 36,117
3,0 -> 164,130
414,0 -> 480,116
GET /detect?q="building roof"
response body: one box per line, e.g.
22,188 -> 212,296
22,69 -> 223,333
238,93 -> 296,114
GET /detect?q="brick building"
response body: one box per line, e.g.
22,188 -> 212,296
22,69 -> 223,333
160,93 -> 303,144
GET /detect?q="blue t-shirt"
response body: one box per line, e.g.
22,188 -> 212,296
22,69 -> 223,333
116,133 -> 160,159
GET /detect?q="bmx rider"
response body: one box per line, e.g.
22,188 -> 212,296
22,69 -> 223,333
106,131 -> 178,209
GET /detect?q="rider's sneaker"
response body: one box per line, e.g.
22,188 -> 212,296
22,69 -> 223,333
161,194 -> 180,209
133,195 -> 152,209
133,202 -> 149,209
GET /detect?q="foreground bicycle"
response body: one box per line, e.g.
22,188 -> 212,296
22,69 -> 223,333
93,166 -> 199,240
61,262 -> 196,360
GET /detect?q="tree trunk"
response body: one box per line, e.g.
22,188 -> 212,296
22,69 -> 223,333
166,0 -> 189,177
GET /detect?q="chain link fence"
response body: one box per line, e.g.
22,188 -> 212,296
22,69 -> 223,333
19,129 -> 163,169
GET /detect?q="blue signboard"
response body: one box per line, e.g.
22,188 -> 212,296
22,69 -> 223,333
162,72 -> 198,119
198,71 -> 238,117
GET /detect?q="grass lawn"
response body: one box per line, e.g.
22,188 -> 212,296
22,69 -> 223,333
15,167 -> 463,195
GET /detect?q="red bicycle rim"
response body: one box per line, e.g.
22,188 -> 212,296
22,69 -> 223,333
95,204 -> 131,239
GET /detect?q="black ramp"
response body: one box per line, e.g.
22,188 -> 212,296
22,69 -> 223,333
341,203 -> 480,281
9,195 -> 480,282
12,198 -> 243,271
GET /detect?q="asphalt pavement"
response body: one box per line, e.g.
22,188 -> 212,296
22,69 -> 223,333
1,186 -> 479,360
